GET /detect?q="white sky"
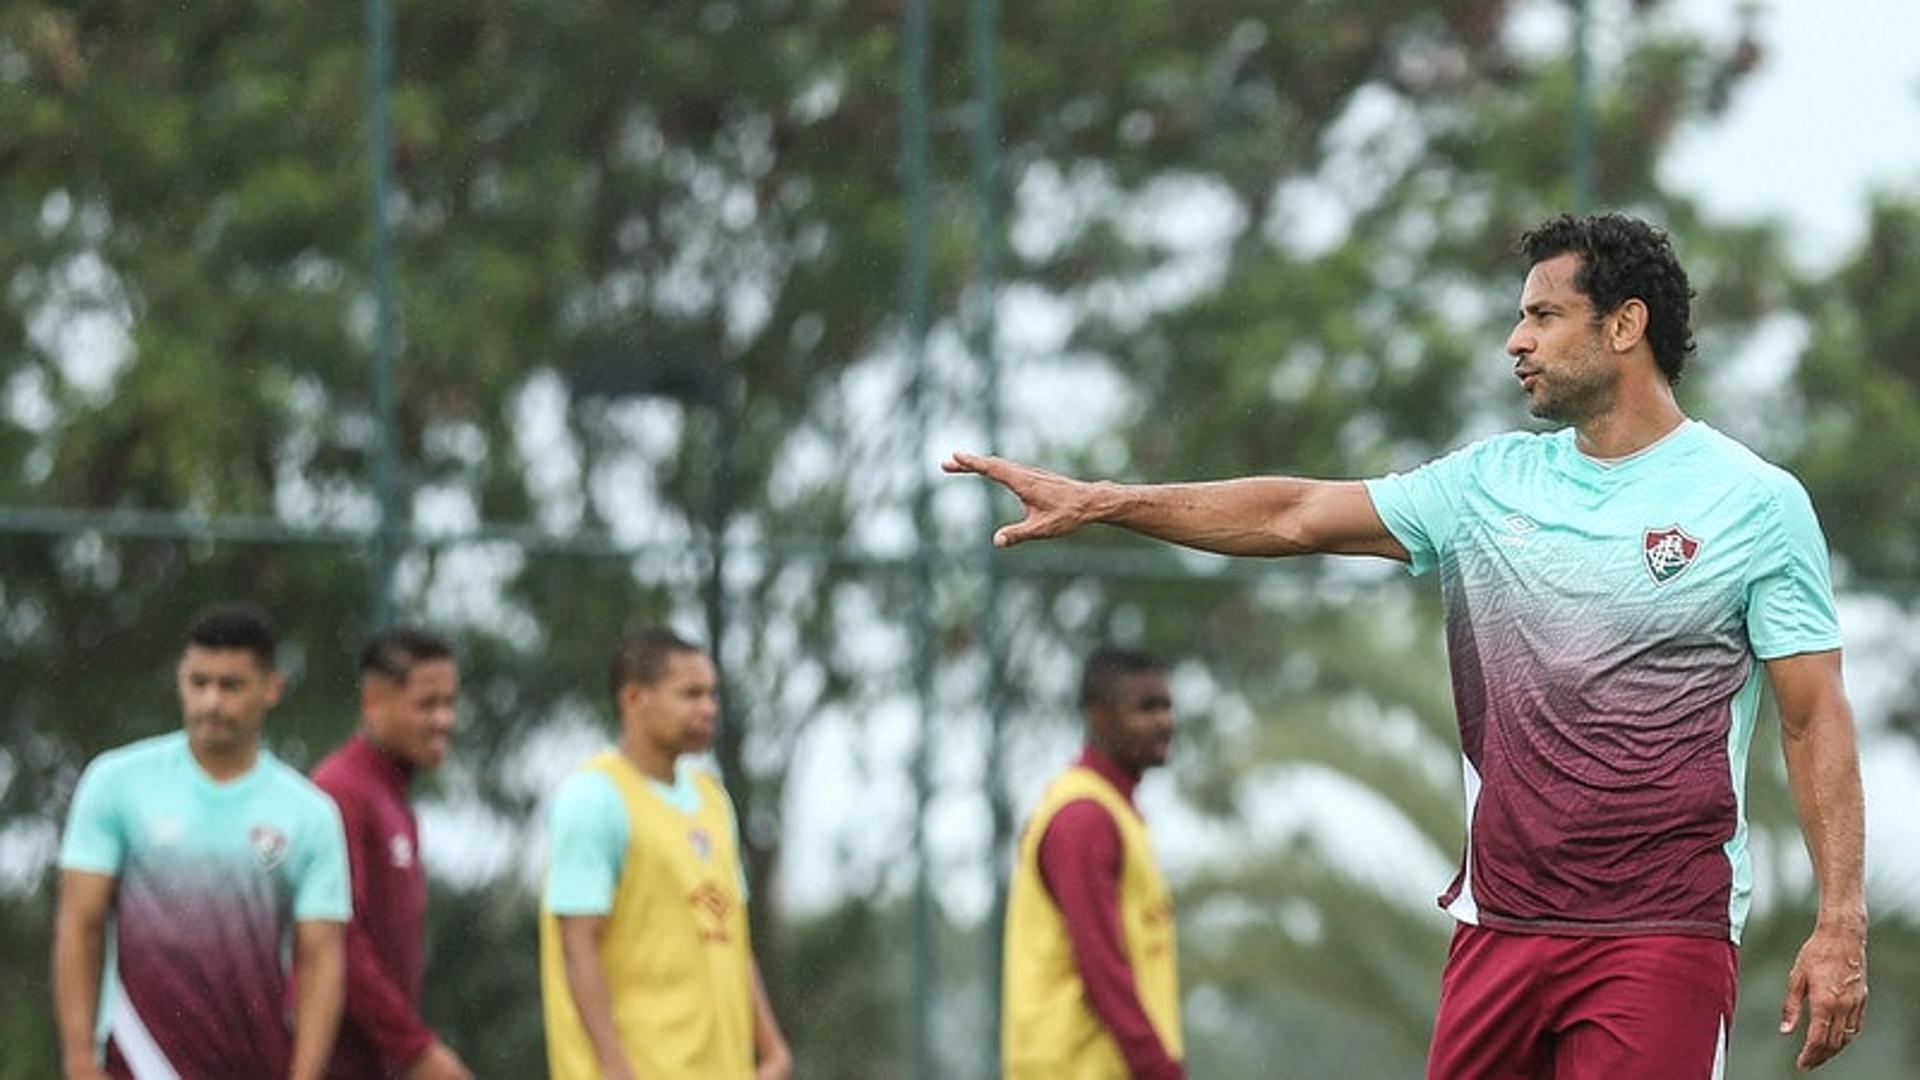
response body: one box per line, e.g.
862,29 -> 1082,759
1663,0 -> 1920,268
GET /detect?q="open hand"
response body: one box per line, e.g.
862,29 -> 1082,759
1779,922 -> 1867,1070
942,451 -> 1102,548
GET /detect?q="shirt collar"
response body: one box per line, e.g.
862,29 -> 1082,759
352,731 -> 416,788
1076,744 -> 1140,804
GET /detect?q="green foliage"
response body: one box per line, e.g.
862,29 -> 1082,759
2,1 -> 1914,1077
1791,199 -> 1920,582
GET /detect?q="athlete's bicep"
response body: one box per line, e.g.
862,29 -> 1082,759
1764,649 -> 1850,740
1298,481 -> 1411,560
555,915 -> 613,984
555,914 -> 611,952
293,917 -> 346,965
55,869 -> 116,932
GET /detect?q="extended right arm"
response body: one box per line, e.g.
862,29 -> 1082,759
52,870 -> 116,1080
941,452 -> 1407,560
557,915 -> 635,1080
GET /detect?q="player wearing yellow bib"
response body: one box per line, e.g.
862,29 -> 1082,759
1003,646 -> 1184,1080
540,628 -> 792,1080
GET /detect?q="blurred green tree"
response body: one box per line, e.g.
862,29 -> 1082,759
1,2 -> 1912,1078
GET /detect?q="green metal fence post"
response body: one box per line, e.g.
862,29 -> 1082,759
365,0 -> 401,628
970,0 -> 1010,1075
904,0 -> 940,1076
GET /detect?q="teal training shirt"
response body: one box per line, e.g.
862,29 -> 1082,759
58,731 -> 349,1075
1365,420 -> 1840,943
544,756 -> 746,917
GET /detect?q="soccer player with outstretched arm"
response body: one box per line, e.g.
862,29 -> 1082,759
949,212 -> 1868,1078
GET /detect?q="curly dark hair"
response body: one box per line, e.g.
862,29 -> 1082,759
1518,212 -> 1696,383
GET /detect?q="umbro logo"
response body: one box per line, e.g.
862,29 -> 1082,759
1643,525 -> 1702,585
1496,513 -> 1538,546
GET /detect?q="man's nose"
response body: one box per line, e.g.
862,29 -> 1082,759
1506,323 -> 1532,358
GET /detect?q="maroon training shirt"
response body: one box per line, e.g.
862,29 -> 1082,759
1035,747 -> 1185,1080
311,734 -> 436,1077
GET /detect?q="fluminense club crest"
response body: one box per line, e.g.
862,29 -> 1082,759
249,824 -> 289,870
1643,525 -> 1702,585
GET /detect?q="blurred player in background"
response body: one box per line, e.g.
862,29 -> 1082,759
539,627 -> 791,1080
312,629 -> 472,1079
1002,646 -> 1185,1080
949,212 -> 1868,1077
52,603 -> 349,1080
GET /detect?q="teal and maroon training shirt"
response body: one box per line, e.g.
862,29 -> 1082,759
58,731 -> 349,1078
1366,420 -> 1841,944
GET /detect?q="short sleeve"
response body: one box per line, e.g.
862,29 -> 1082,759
57,758 -> 126,877
294,795 -> 352,922
1364,442 -> 1479,577
544,772 -> 629,916
1746,478 -> 1843,660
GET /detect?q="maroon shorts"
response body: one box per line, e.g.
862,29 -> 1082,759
1426,922 -> 1737,1080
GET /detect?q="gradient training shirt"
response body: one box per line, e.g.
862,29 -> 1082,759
58,731 -> 350,1078
1366,420 -> 1841,943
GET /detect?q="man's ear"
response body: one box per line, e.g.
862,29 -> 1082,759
1608,297 -> 1650,355
617,681 -> 647,718
1083,704 -> 1110,745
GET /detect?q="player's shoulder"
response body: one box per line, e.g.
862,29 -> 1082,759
309,739 -> 371,794
259,752 -> 347,821
552,765 -> 624,814
1683,423 -> 1817,509
1423,428 -> 1557,476
1467,428 -> 1561,462
1051,793 -> 1119,828
84,731 -> 187,779
546,766 -> 630,849
70,735 -> 181,817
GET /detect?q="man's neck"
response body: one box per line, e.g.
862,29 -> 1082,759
360,729 -> 416,777
1080,744 -> 1143,796
190,740 -> 260,783
620,736 -> 677,783
1573,381 -> 1687,459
